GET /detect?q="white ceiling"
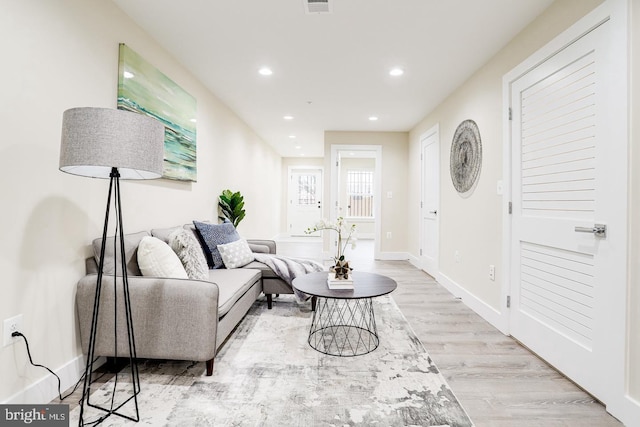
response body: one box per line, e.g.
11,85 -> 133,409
112,0 -> 554,158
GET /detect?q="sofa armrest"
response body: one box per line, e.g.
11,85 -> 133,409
76,274 -> 219,362
247,239 -> 276,254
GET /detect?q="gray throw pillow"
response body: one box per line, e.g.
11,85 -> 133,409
167,228 -> 209,280
193,221 -> 240,269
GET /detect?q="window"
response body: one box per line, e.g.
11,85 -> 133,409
297,174 -> 317,205
346,170 -> 374,217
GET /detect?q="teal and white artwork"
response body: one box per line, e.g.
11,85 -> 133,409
118,43 -> 197,181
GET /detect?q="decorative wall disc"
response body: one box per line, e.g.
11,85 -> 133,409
450,119 -> 482,194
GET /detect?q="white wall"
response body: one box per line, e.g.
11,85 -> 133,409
408,0 -> 606,311
0,0 -> 281,403
408,0 -> 640,420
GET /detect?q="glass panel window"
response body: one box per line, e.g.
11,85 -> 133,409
347,170 -> 374,217
297,175 -> 317,205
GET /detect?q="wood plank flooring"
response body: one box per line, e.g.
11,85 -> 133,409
57,238 -> 622,426
276,238 -> 622,426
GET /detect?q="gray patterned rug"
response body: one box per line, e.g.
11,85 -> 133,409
71,295 -> 473,426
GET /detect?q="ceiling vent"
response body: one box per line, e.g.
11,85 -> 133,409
304,0 -> 332,14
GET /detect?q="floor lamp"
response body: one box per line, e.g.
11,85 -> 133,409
59,107 -> 165,425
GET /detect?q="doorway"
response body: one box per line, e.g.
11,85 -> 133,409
420,125 -> 440,277
330,145 -> 382,260
287,167 -> 323,236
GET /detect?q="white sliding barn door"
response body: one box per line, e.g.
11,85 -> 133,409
509,16 -> 627,404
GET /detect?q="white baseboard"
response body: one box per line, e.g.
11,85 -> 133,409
609,394 -> 640,427
407,254 -> 421,269
438,272 -> 507,333
406,261 -> 503,328
357,233 -> 375,239
2,355 -> 103,405
377,252 -> 410,261
407,255 -> 441,280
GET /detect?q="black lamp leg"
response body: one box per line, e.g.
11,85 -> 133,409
78,167 -> 140,426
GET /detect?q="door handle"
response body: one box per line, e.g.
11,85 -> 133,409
574,223 -> 607,238
429,210 -> 438,215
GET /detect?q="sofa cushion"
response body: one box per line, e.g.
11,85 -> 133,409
243,261 -> 279,279
167,228 -> 209,280
93,231 -> 149,276
193,221 -> 240,269
137,236 -> 189,279
208,268 -> 261,317
217,239 -> 254,269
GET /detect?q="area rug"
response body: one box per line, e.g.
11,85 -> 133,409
70,295 -> 473,426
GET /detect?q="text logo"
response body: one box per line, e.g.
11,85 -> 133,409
0,405 -> 68,426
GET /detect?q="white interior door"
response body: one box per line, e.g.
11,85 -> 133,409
288,168 -> 323,236
509,17 -> 627,404
420,127 -> 439,276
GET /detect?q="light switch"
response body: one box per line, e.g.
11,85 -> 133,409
387,191 -> 393,199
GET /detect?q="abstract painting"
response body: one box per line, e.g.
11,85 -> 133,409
117,43 -> 197,181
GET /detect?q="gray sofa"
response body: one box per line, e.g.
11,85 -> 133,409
75,225 -> 292,376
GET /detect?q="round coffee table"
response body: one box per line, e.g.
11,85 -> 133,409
293,271 -> 397,356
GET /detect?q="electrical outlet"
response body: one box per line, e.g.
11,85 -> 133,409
489,265 -> 496,281
3,314 -> 23,347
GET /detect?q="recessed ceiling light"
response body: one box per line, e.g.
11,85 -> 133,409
284,115 -> 294,120
190,118 -> 197,123
369,116 -> 378,121
289,135 -> 296,139
123,71 -> 134,79
258,67 -> 273,76
389,68 -> 404,77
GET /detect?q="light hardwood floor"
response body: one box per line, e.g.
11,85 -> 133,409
58,238 -> 622,426
277,238 -> 622,426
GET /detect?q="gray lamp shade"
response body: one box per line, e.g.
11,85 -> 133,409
59,107 -> 165,180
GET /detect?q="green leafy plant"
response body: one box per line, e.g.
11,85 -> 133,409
218,189 -> 246,227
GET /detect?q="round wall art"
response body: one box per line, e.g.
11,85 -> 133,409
450,119 -> 482,195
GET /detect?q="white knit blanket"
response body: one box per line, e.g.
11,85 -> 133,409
253,253 -> 325,301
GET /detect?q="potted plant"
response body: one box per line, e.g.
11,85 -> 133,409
218,189 -> 246,227
305,216 -> 356,280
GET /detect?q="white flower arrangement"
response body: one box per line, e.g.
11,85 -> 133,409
305,216 -> 357,264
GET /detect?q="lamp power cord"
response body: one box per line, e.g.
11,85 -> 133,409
11,331 -> 101,404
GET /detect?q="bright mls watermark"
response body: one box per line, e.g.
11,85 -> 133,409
0,405 -> 68,426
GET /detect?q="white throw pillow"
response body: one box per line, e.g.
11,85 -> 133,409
167,228 -> 209,280
217,239 -> 254,269
137,236 -> 188,279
